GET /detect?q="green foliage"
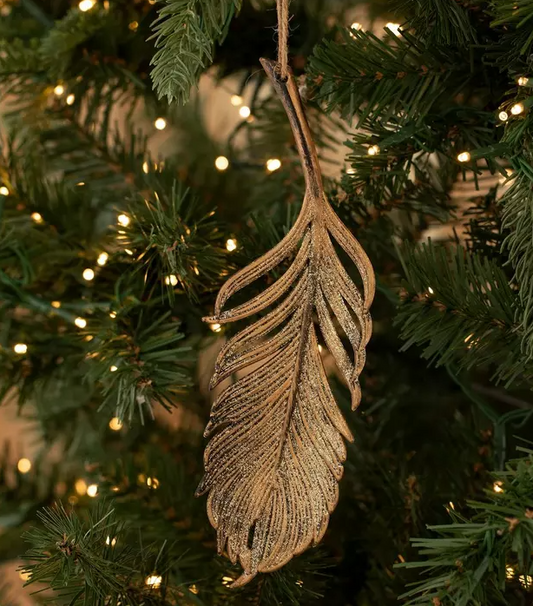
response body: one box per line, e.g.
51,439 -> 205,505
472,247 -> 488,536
150,0 -> 242,104
399,448 -> 533,605
500,166 -> 533,360
308,27 -> 462,125
398,0 -> 477,47
396,241 -> 528,387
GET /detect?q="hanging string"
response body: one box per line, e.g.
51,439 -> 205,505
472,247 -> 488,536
276,0 -> 290,78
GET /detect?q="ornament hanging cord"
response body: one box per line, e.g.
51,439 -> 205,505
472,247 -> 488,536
276,0 -> 290,78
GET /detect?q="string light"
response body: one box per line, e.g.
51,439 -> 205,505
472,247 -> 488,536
221,576 -> 234,587
164,274 -> 178,286
97,252 -> 108,266
448,501 -> 455,510
79,0 -> 96,10
506,565 -> 515,579
117,213 -> 130,227
17,458 -> 31,473
239,105 -> 251,119
19,570 -> 31,582
110,365 -> 118,372
493,480 -> 504,493
499,110 -> 509,122
346,168 -> 356,174
53,84 -> 65,96
266,158 -> 282,172
106,536 -> 117,547
367,144 -> 380,156
226,238 -> 237,252
146,477 -> 160,489
109,311 -> 117,318
215,156 -> 229,171
87,483 -> 98,497
518,76 -> 529,86
210,323 -> 222,333
74,317 -> 87,329
124,249 -> 133,256
75,479 -> 88,495
66,94 -> 75,105
145,575 -> 162,589
457,151 -> 471,163
428,286 -> 435,294
154,117 -> 167,130
77,182 -> 85,187
230,94 -> 243,106
318,344 -> 323,352
109,417 -> 122,431
350,22 -> 363,31
142,161 -> 150,174
82,268 -> 95,281
189,584 -> 199,594
511,102 -> 524,115
0,186 -> 9,195
13,343 -> 28,354
386,22 -> 401,35
129,21 -> 139,31
519,574 -> 532,588
84,335 -> 94,341
51,301 -> 61,309
31,212 -> 43,224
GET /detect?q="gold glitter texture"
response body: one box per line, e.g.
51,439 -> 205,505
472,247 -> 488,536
197,58 -> 375,587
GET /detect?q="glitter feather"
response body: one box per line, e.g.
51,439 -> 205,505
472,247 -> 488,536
197,58 -> 375,587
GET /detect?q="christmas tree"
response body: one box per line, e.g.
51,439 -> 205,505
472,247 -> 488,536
0,0 -> 533,604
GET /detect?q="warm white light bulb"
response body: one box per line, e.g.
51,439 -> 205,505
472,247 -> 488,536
164,275 -> 178,286
66,94 -> 75,105
117,213 -> 130,227
82,268 -> 95,281
154,117 -> 167,130
230,95 -> 243,106
145,574 -> 162,589
511,102 -> 524,115
386,22 -> 401,35
367,145 -> 380,156
499,110 -> 509,122
110,365 -> 118,372
87,483 -> 98,497
457,151 -> 471,163
215,156 -> 229,171
493,480 -> 504,493
518,76 -> 529,86
75,479 -> 87,495
53,84 -> 65,96
266,158 -> 282,172
97,252 -> 108,266
350,22 -> 362,31
0,186 -> 9,195
13,343 -> 28,354
17,458 -> 31,473
109,311 -> 117,319
210,323 -> 222,333
226,238 -> 237,252
51,301 -> 61,309
109,417 -> 122,431
79,0 -> 96,11
74,317 -> 87,329
31,212 -> 43,224
239,106 -> 251,119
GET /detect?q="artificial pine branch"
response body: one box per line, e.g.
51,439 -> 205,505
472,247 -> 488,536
150,0 -> 242,104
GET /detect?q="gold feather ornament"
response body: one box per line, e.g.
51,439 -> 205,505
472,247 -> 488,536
196,56 -> 375,587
